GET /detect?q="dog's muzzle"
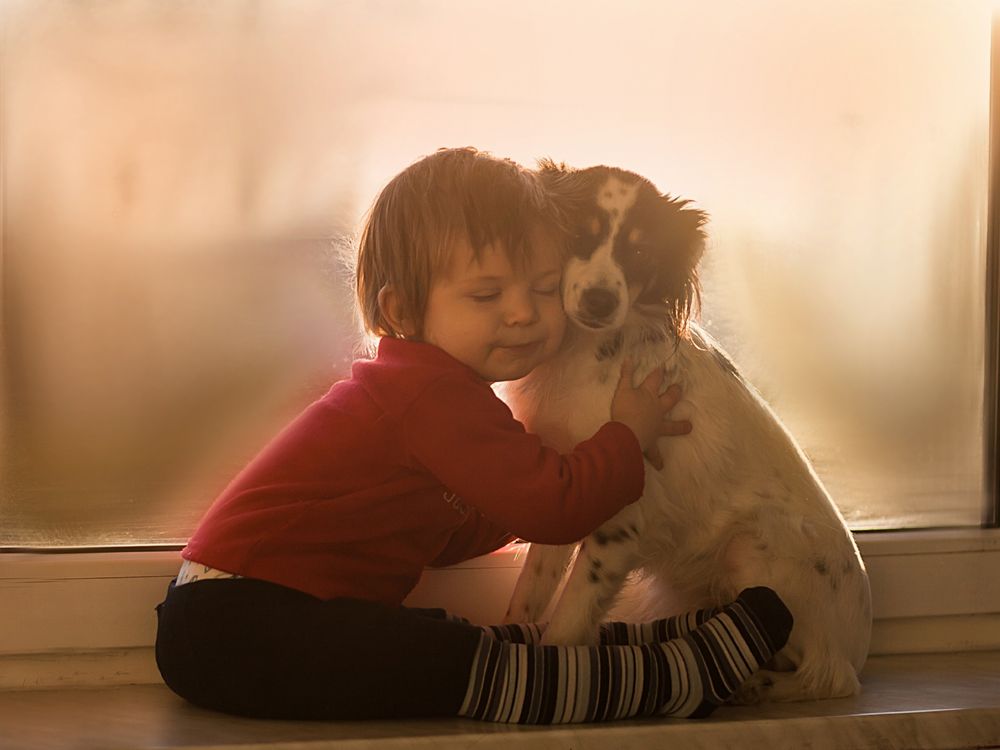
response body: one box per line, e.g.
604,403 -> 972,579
578,287 -> 619,325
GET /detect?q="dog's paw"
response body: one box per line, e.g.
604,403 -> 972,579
729,672 -> 775,705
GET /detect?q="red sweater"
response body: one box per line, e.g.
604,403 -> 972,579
183,337 -> 645,603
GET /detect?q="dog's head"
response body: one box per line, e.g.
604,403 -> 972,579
540,161 -> 707,337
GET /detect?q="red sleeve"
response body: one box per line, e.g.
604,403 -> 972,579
428,510 -> 516,567
401,373 -> 645,544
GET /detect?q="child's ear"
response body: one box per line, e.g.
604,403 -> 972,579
377,285 -> 418,337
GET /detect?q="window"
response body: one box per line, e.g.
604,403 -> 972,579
1,5 -> 999,687
1,0 -> 997,547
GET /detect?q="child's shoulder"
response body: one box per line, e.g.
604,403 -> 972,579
358,338 -> 482,386
347,338 -> 495,415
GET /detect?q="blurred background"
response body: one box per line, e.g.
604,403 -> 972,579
0,0 -> 993,545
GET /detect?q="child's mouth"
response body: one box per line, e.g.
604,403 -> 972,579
499,341 -> 541,355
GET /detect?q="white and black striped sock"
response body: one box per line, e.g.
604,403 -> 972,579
599,606 -> 717,645
483,607 -> 715,646
458,587 -> 792,723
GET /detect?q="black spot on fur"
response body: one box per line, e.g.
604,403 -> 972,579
755,542 -> 769,552
569,212 -> 610,259
814,559 -> 829,575
588,570 -> 600,583
596,332 -> 624,361
592,559 -> 603,569
593,527 -> 631,546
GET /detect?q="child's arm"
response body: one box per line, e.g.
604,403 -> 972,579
401,370 -> 679,545
428,511 -> 515,568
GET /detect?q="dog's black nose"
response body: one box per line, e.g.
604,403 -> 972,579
580,287 -> 619,319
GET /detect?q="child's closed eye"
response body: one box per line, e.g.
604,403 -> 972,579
533,285 -> 560,296
469,291 -> 501,303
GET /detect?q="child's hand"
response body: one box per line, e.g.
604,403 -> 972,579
611,359 -> 692,469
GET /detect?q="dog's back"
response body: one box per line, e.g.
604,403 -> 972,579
642,325 -> 871,697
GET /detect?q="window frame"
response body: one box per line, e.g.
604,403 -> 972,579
983,14 -> 1000,530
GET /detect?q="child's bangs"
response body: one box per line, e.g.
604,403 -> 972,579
457,172 -> 553,271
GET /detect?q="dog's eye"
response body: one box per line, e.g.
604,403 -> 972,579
570,234 -> 601,259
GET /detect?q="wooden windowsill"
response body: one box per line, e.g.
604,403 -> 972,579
0,650 -> 998,750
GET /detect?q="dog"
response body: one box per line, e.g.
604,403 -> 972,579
500,161 -> 872,701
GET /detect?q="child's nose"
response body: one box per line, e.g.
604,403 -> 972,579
504,290 -> 539,326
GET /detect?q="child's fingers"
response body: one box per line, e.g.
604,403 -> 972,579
618,357 -> 635,389
658,383 -> 683,409
660,419 -> 693,436
640,366 -> 665,394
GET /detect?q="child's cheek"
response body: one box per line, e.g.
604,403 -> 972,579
549,309 -> 568,349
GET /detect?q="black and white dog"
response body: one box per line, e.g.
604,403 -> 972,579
501,162 -> 872,701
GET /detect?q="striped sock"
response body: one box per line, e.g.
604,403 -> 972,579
483,622 -> 546,643
458,587 -> 792,724
598,606 -> 717,645
484,607 -> 716,646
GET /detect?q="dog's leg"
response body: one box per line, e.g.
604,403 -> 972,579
734,657 -> 861,703
504,543 -> 576,624
721,529 -> 868,703
542,505 -> 645,646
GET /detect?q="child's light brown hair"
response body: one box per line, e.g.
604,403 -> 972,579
355,147 -> 562,338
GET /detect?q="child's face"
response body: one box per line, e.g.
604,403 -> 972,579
421,232 -> 566,382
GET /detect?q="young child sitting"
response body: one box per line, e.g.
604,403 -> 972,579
155,146 -> 793,723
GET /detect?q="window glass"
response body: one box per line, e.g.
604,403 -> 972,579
1,0 -> 992,545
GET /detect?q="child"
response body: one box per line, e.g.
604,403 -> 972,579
155,147 -> 792,723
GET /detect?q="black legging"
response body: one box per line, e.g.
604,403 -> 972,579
155,577 -> 482,720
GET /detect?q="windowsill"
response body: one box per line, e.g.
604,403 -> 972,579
0,650 -> 998,750
2,529 -> 1000,686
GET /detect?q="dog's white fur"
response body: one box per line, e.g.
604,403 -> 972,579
501,165 -> 872,702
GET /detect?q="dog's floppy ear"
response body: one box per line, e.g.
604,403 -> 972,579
652,196 -> 707,337
535,160 -> 609,244
535,159 -> 598,252
535,159 -> 590,204
536,157 -> 568,176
